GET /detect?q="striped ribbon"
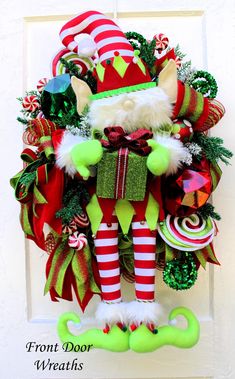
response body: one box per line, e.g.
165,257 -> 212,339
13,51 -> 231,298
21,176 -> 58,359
163,242 -> 219,269
44,239 -> 100,310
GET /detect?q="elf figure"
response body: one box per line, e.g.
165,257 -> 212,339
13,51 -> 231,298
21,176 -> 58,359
12,10 -> 229,352
56,10 -> 225,335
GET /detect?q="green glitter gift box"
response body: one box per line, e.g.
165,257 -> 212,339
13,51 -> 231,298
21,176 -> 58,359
96,147 -> 148,201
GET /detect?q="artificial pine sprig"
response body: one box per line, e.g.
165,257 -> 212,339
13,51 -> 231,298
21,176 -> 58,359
192,133 -> 233,165
174,44 -> 193,82
198,203 -> 221,221
17,116 -> 28,125
56,180 -> 90,225
60,58 -> 97,93
125,31 -> 156,69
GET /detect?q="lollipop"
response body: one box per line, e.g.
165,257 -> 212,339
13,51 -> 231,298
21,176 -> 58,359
22,95 -> 40,112
73,212 -> 89,228
68,232 -> 88,250
158,214 -> 216,251
153,33 -> 169,52
37,78 -> 49,93
51,48 -> 94,77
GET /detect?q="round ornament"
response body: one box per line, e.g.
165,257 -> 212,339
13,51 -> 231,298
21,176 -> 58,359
163,252 -> 198,290
172,119 -> 194,143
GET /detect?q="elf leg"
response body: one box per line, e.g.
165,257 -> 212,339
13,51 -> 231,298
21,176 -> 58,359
127,217 -> 161,331
94,215 -> 126,329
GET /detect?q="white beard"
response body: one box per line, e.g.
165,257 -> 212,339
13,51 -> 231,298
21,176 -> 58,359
88,86 -> 172,132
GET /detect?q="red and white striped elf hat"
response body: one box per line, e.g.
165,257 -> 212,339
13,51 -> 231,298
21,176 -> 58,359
60,10 -> 134,63
60,11 -> 152,95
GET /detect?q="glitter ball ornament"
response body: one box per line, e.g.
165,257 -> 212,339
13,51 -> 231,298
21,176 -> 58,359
22,95 -> 40,112
164,164 -> 213,216
68,232 -> 88,250
172,119 -> 194,143
163,253 -> 198,290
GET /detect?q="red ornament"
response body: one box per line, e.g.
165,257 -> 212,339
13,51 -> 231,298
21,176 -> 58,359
164,159 -> 213,217
172,119 -> 194,143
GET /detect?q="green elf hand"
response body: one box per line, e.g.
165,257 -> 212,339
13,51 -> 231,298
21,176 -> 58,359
147,139 -> 170,176
71,140 -> 103,180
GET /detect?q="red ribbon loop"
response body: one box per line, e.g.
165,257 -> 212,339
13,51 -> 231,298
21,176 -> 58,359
101,126 -> 153,156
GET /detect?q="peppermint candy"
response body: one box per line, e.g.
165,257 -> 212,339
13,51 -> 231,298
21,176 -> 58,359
22,95 -> 40,112
37,78 -> 49,93
174,56 -> 182,68
153,33 -> 169,51
68,232 -> 88,250
73,212 -> 89,228
158,214 -> 216,251
36,111 -> 45,119
62,220 -> 77,235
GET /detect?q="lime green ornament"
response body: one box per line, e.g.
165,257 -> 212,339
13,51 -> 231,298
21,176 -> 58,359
147,140 -> 170,176
163,252 -> 198,290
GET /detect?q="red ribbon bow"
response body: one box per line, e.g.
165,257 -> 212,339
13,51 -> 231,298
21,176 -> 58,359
101,126 -> 153,156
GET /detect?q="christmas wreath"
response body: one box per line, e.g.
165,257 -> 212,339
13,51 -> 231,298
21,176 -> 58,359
11,10 -> 232,352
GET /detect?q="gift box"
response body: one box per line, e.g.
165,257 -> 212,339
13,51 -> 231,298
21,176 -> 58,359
96,147 -> 148,201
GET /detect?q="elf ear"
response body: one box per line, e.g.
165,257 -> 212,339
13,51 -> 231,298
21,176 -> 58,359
158,59 -> 178,103
71,76 -> 92,114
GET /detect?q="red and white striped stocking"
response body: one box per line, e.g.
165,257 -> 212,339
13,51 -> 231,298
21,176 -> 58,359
132,217 -> 157,302
94,215 -> 121,303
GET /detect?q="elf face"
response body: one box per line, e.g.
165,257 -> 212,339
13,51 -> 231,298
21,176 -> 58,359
71,59 -> 178,134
